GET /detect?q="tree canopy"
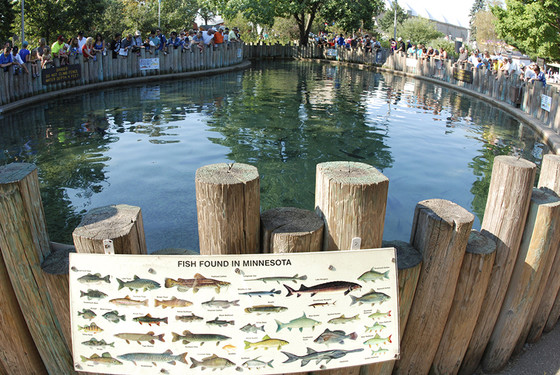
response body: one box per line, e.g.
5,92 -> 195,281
0,0 -> 16,43
398,17 -> 443,46
377,1 -> 408,37
469,0 -> 486,40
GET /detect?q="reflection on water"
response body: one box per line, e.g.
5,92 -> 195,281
0,61 -> 548,252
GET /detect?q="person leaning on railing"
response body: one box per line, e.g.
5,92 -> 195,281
51,35 -> 69,65
0,44 -> 14,72
82,37 -> 96,60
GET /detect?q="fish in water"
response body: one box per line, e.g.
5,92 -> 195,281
350,289 -> 391,306
118,349 -> 188,366
368,310 -> 392,320
242,357 -> 274,369
284,281 -> 361,297
165,273 -> 230,293
176,313 -> 203,323
245,305 -> 288,314
239,289 -> 281,298
110,295 -> 148,307
358,268 -> 390,282
190,354 -> 237,370
81,352 -> 122,366
276,313 -> 321,332
103,310 -> 126,323
114,331 -> 165,345
172,330 -> 231,346
313,328 -> 358,346
80,289 -> 108,300
365,322 -> 387,333
309,301 -> 336,308
282,347 -> 364,367
363,334 -> 392,347
78,309 -> 97,320
206,317 -> 234,327
247,274 -> 307,284
133,314 -> 168,326
244,335 -> 289,350
82,338 -> 115,347
155,297 -> 193,309
117,275 -> 160,292
202,297 -> 239,309
240,323 -> 265,333
78,273 -> 110,284
327,314 -> 360,325
79,322 -> 103,334
339,149 -> 366,159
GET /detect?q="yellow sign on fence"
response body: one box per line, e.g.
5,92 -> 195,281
41,64 -> 81,85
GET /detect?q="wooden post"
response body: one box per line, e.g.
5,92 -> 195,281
195,163 -> 260,255
482,188 -> 560,372
361,240 -> 422,375
261,207 -> 324,253
72,204 -> 148,254
0,163 -> 74,374
459,156 -> 536,375
393,199 -> 474,375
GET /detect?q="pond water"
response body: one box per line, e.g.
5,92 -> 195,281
0,61 -> 548,252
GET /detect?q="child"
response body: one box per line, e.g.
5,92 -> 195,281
28,49 -> 41,77
41,46 -> 53,69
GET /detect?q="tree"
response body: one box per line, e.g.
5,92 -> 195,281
377,1 -> 408,36
321,0 -> 383,33
0,0 -> 15,43
492,0 -> 560,61
472,10 -> 502,53
398,17 -> 443,45
469,0 -> 486,41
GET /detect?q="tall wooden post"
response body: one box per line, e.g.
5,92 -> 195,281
482,188 -> 560,372
196,163 -> 260,255
0,163 -> 74,374
460,156 -> 536,375
431,230 -> 496,375
315,161 -> 389,375
394,199 -> 474,375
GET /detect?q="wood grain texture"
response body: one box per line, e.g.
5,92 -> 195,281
261,207 -> 324,253
72,204 -> 147,255
195,163 -> 260,255
459,156 -> 536,375
394,199 -> 474,375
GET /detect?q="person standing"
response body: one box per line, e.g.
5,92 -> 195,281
109,33 -> 121,59
77,31 -> 87,53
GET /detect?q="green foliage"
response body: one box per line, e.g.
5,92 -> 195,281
469,0 -> 486,39
431,38 -> 458,59
492,0 -> 560,61
0,0 -> 16,43
321,0 -> 384,33
397,17 -> 443,46
377,2 -> 408,35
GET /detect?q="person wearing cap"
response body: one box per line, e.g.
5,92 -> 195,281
77,31 -> 87,52
19,41 -> 30,63
51,35 -> 68,65
132,30 -> 144,52
396,37 -> 406,54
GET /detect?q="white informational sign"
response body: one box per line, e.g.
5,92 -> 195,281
70,248 -> 399,374
541,94 -> 552,112
406,58 -> 418,68
327,49 -> 338,57
139,58 -> 160,71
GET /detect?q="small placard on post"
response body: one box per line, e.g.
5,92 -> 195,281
102,239 -> 114,255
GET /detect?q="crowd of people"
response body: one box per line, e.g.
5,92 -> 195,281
0,24 -> 243,78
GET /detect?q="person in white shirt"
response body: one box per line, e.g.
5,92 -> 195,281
202,29 -> 215,46
77,31 -> 87,53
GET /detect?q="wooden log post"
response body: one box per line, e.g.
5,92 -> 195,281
430,230 -> 496,375
261,207 -> 324,253
482,188 -> 560,372
195,163 -> 260,255
459,156 -> 536,375
72,204 -> 148,254
0,163 -> 74,374
360,240 -> 422,375
393,199 -> 474,375
314,161 -> 388,375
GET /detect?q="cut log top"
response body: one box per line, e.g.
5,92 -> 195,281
195,163 -> 259,184
0,162 -> 36,183
261,207 -> 324,234
531,187 -> 560,205
382,240 -> 422,270
467,230 -> 497,255
72,204 -> 141,239
417,199 -> 475,226
316,161 -> 389,185
494,155 -> 536,170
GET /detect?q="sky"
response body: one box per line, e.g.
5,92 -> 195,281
386,0 -> 476,29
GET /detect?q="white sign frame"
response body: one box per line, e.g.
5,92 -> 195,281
139,58 -> 160,71
541,94 -> 552,112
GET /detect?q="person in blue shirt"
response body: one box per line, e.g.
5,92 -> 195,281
166,31 -> 183,50
156,28 -> 167,54
19,41 -> 30,63
531,66 -> 547,86
0,45 -> 14,71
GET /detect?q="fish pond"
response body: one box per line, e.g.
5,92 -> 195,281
0,61 -> 549,252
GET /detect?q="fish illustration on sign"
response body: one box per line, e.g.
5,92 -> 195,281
103,310 -> 125,323
80,289 -> 108,300
309,301 -> 336,308
222,344 -> 236,352
313,328 -> 358,346
358,268 -> 390,282
240,323 -> 265,333
365,322 -> 387,333
281,348 -> 364,367
82,338 -> 115,347
78,273 -> 110,284
172,330 -> 231,346
114,331 -> 165,345
78,309 -> 97,320
276,313 -> 321,332
176,313 -> 204,323
363,334 -> 392,347
80,352 -> 122,366
206,317 -> 234,327
247,274 -> 307,284
110,295 -> 148,307
242,357 -> 274,369
133,314 -> 168,326
164,273 -> 230,293
190,354 -> 237,370
117,275 -> 160,292
202,297 -> 239,309
78,322 -> 103,333
368,310 -> 392,320
327,314 -> 360,325
118,349 -> 188,366
244,335 -> 289,350
244,305 -> 288,314
283,281 -> 361,297
371,348 -> 389,356
239,289 -> 281,298
350,289 -> 391,306
155,297 -> 193,309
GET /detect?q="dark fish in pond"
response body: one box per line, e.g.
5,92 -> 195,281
284,281 -> 361,297
339,149 -> 365,159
